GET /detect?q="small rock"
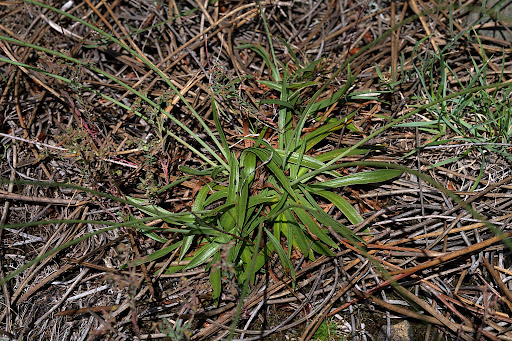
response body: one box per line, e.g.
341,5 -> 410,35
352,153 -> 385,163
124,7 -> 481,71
466,0 -> 512,41
377,320 -> 413,341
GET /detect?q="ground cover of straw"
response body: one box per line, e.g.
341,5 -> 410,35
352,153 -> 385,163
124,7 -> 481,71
1,1 -> 512,340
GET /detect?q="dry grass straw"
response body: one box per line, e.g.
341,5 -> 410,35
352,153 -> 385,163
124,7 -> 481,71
1,0 -> 512,340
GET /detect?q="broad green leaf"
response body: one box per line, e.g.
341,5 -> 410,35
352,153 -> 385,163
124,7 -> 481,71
256,79 -> 282,91
283,210 -> 313,259
265,228 -> 295,279
179,235 -> 194,261
227,152 -> 240,203
203,188 -> 228,207
314,147 -> 372,163
184,184 -> 213,258
239,241 -> 267,283
184,241 -> 222,270
273,212 -> 286,246
310,169 -> 402,189
242,151 -> 257,186
315,190 -> 363,224
210,256 -> 222,306
235,153 -> 255,230
193,184 -> 212,211
220,208 -> 236,232
243,207 -> 265,239
247,193 -> 278,208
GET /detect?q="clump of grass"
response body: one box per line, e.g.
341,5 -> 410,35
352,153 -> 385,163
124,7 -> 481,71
313,318 -> 344,341
397,21 -> 512,173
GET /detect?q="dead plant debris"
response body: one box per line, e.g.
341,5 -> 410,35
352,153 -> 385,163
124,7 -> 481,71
1,0 -> 512,340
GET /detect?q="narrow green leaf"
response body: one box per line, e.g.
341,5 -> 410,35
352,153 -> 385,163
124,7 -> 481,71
286,81 -> 318,90
275,149 -> 329,169
305,70 -> 356,114
277,36 -> 299,66
236,44 -> 280,81
126,196 -> 194,225
123,241 -> 181,268
249,147 -> 298,200
292,206 -> 337,248
138,229 -> 168,243
157,175 -> 192,194
212,98 -> 230,157
395,120 -> 439,128
303,116 -> 353,151
179,165 -> 221,176
279,68 -> 293,151
299,58 -> 323,75
300,187 -> 360,243
310,240 -> 335,256
290,139 -> 306,179
426,155 -> 464,169
236,181 -> 249,231
260,98 -> 295,110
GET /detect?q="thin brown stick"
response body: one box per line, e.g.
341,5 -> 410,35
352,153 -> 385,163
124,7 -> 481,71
389,230 -> 512,276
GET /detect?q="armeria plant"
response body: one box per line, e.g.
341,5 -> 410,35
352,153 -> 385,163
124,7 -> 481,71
126,2 -> 402,306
